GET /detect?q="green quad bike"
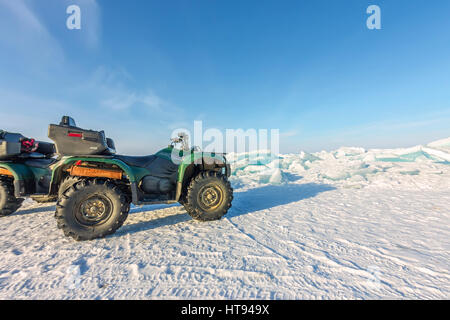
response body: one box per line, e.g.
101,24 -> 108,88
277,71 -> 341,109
2,116 -> 233,240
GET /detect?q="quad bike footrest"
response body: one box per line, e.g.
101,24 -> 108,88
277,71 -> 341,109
30,194 -> 57,203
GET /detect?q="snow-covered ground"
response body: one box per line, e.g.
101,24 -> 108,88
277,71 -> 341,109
1,138 -> 449,299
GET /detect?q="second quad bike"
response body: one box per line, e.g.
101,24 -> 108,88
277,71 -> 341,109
0,116 -> 119,215
1,116 -> 233,241
0,123 -> 79,214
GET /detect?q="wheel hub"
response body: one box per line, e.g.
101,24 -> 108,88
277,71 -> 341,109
77,196 -> 112,225
82,199 -> 106,217
199,185 -> 223,211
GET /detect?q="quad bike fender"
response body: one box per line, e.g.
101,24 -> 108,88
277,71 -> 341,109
200,152 -> 231,177
155,148 -> 230,183
0,163 -> 35,197
50,155 -> 179,205
177,151 -> 230,190
177,152 -> 230,180
49,156 -> 136,195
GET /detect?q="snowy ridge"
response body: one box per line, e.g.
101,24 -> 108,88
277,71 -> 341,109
0,138 -> 449,299
228,137 -> 450,190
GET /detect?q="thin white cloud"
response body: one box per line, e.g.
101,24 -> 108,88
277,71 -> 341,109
101,91 -> 138,110
100,89 -> 169,111
0,0 -> 181,148
294,111 -> 450,152
0,0 -> 102,66
0,88 -> 75,139
0,0 -> 64,64
0,0 -> 45,32
280,129 -> 298,137
139,91 -> 167,110
334,114 -> 450,138
73,66 -> 174,112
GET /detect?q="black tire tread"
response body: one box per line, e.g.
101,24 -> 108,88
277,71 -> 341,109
55,178 -> 130,241
0,178 -> 23,217
183,171 -> 233,221
58,175 -> 83,198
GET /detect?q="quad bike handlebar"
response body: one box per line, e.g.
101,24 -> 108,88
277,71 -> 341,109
170,132 -> 191,151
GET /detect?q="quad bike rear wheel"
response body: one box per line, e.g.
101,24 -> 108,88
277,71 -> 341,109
55,179 -> 130,241
0,178 -> 24,216
58,176 -> 82,198
183,171 -> 233,221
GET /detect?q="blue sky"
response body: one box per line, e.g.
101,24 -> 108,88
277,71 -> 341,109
0,0 -> 449,154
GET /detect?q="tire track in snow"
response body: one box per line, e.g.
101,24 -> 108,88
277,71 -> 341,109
224,216 -> 291,262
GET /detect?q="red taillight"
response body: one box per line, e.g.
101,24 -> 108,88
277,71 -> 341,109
68,132 -> 82,138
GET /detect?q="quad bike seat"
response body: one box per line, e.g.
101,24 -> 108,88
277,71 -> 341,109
117,153 -> 181,194
115,155 -> 156,168
0,130 -> 55,159
115,154 -> 179,181
35,141 -> 56,157
24,158 -> 57,168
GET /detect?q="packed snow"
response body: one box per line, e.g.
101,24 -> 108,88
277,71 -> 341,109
0,138 -> 449,299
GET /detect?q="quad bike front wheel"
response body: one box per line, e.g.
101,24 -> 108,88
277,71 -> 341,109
0,178 -> 24,217
183,171 -> 233,221
55,179 -> 130,241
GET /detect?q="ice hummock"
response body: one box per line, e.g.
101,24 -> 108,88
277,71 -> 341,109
228,137 -> 450,190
